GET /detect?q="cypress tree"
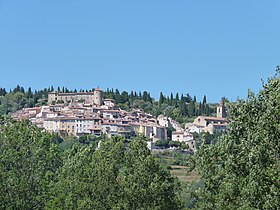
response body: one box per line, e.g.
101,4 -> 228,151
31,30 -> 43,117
159,92 -> 164,107
170,93 -> 174,106
202,95 -> 207,104
188,101 -> 195,116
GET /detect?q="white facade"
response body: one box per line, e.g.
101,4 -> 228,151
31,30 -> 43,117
172,131 -> 195,151
157,115 -> 171,127
103,99 -> 116,108
43,120 -> 59,133
76,118 -> 101,135
102,124 -> 118,138
185,123 -> 203,134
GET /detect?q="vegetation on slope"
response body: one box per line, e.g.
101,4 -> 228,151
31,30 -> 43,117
192,69 -> 280,209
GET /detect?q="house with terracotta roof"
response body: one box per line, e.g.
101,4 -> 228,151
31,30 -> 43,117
192,99 -> 228,134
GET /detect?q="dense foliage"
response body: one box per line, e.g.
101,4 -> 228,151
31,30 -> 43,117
104,88 -> 216,123
0,118 -> 181,209
0,86 -> 49,114
48,137 -> 181,209
193,70 -> 280,209
0,117 -> 62,209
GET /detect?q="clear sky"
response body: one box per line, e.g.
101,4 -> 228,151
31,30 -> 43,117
0,1 -> 279,102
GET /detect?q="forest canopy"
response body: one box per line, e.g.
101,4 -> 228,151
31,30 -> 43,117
193,69 -> 280,209
0,117 -> 181,209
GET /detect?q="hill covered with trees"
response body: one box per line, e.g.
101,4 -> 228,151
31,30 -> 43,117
0,85 -> 218,125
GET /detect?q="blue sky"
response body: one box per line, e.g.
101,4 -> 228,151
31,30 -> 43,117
0,1 -> 279,102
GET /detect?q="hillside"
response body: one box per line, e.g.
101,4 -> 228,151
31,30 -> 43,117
0,85 -> 219,125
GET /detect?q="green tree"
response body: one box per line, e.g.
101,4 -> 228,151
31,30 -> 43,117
0,117 -> 62,209
48,136 -> 180,209
0,87 -> 7,96
193,70 -> 280,209
170,93 -> 174,106
159,92 -> 164,107
188,101 -> 195,116
155,139 -> 169,148
26,87 -> 33,98
202,95 -> 207,105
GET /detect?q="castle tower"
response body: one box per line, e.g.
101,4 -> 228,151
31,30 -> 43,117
48,92 -> 57,104
217,99 -> 227,118
93,88 -> 103,107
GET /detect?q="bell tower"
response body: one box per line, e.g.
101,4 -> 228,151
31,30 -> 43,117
217,98 -> 227,118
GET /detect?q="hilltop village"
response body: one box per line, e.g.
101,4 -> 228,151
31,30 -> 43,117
12,88 -> 228,151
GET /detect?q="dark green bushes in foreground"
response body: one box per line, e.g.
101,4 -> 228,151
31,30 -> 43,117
0,118 -> 62,209
0,117 -> 180,210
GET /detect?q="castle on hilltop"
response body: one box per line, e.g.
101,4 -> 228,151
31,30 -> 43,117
48,88 -> 103,106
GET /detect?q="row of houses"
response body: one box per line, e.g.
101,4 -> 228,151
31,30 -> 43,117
12,90 -> 228,152
168,99 -> 228,151
12,95 -> 167,141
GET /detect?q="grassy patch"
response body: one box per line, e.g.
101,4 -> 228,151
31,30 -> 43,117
169,165 -> 200,184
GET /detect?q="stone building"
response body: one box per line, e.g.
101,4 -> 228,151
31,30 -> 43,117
48,88 -> 103,106
191,98 -> 228,134
172,131 -> 195,150
193,116 -> 228,134
43,116 -> 102,137
217,99 -> 227,118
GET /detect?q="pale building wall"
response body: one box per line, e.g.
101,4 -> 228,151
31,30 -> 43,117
217,99 -> 227,118
43,120 -> 59,133
76,119 -> 100,135
193,117 -> 208,127
172,132 -> 184,142
48,90 -> 104,106
93,89 -> 103,106
157,115 -> 171,127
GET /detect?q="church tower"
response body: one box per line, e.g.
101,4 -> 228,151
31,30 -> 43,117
217,99 -> 227,118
